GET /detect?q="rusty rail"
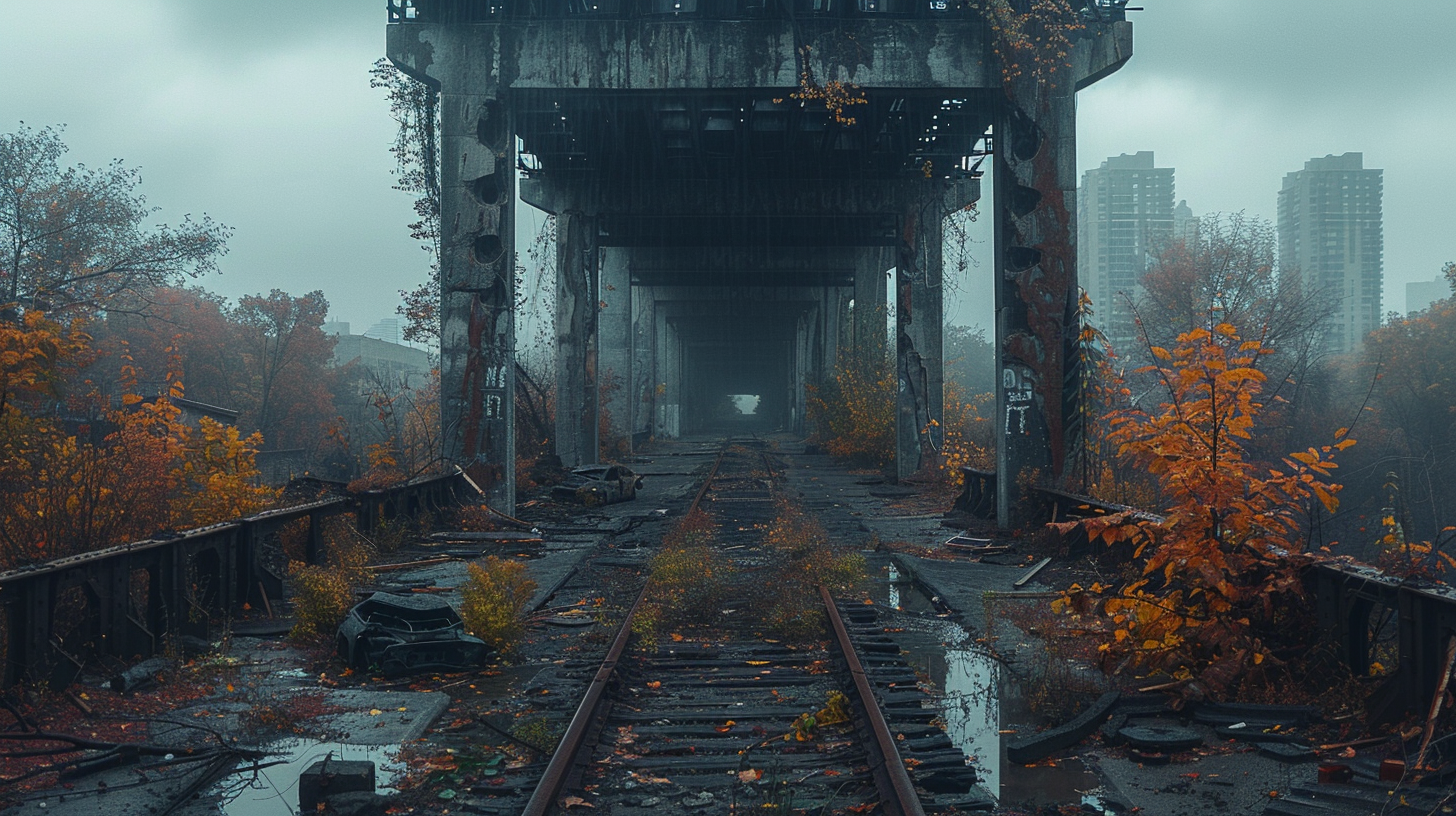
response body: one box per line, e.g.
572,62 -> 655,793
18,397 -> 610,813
522,584 -> 647,816
820,584 -> 928,816
687,447 -> 725,516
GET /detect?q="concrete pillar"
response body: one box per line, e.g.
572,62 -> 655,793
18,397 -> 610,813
895,200 -> 945,481
818,287 -> 844,383
655,311 -> 681,438
438,91 -> 515,511
554,211 -> 599,468
853,249 -> 889,359
994,78 -> 1081,527
598,247 -> 633,457
632,281 -> 656,444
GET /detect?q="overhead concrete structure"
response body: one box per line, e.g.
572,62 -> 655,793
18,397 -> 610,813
386,0 -> 1132,522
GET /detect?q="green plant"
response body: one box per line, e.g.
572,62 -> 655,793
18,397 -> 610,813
757,499 -> 866,640
288,520 -> 374,642
460,556 -> 537,654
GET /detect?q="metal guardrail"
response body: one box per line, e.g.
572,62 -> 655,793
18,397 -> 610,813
0,472 -> 467,689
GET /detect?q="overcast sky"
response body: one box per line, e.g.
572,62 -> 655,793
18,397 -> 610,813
4,1 -> 1452,336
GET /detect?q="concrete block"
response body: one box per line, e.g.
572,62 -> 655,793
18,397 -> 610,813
299,759 -> 375,812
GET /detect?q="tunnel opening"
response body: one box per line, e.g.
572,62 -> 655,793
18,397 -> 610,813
672,304 -> 801,435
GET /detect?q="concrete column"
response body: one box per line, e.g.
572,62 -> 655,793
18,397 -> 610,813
818,287 -> 844,382
598,247 -> 633,457
554,211 -> 599,468
438,91 -> 515,511
994,78 -> 1081,527
853,249 -> 889,359
632,281 -> 656,444
655,311 -> 681,438
895,197 -> 945,481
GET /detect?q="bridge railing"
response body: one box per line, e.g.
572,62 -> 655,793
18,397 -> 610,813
0,472 -> 469,689
955,465 -> 1455,721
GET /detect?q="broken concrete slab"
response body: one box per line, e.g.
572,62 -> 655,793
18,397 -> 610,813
319,690 -> 451,744
1006,691 -> 1120,764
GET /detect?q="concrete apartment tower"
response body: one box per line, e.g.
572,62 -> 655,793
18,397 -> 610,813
1277,153 -> 1384,355
1078,151 -> 1175,351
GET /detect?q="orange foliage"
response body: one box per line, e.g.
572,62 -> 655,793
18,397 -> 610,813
936,381 -> 994,480
0,312 -> 278,568
1052,324 -> 1354,696
806,352 -> 895,467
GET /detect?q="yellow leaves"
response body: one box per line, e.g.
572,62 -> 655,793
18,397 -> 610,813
460,556 -> 538,653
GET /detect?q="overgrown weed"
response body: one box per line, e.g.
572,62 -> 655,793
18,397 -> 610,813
755,498 -> 865,641
460,556 -> 537,654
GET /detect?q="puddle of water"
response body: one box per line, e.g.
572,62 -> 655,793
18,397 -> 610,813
873,563 -> 1108,810
214,740 -> 404,816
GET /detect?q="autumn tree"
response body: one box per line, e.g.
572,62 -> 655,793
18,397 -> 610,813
1054,322 -> 1353,699
92,286 -> 244,410
1357,262 -> 1456,543
0,124 -> 229,318
0,313 -> 276,567
231,289 -> 337,450
1134,213 -> 1336,456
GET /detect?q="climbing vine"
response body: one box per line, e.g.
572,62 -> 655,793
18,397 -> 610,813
974,0 -> 1085,86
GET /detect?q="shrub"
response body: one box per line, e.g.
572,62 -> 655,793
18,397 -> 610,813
806,351 -> 895,467
937,382 -> 994,480
289,563 -> 358,641
646,543 -> 735,625
757,499 -> 866,639
460,556 -> 537,654
288,520 -> 374,642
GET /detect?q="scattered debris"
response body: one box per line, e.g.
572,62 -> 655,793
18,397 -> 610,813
336,593 -> 491,677
551,464 -> 643,506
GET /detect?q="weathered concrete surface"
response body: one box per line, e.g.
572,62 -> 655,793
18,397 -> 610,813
320,690 -> 452,744
555,210 -> 600,467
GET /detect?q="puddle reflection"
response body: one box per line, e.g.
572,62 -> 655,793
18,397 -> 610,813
215,740 -> 403,816
875,563 -> 1107,809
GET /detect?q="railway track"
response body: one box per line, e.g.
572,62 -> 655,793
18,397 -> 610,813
513,439 -> 988,815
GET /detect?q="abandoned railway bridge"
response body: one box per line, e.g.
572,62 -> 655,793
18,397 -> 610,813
383,0 -> 1132,526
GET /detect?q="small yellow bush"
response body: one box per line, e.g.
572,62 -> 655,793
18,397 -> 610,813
287,519 -> 374,642
758,499 -> 866,639
806,352 -> 895,467
937,382 -> 994,480
460,556 -> 537,654
289,563 -> 358,641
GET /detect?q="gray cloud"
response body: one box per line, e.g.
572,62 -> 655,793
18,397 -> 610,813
4,0 -> 1450,334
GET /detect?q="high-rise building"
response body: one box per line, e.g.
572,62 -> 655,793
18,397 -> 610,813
1277,153 -> 1383,355
1078,151 -> 1176,350
1406,276 -> 1449,315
